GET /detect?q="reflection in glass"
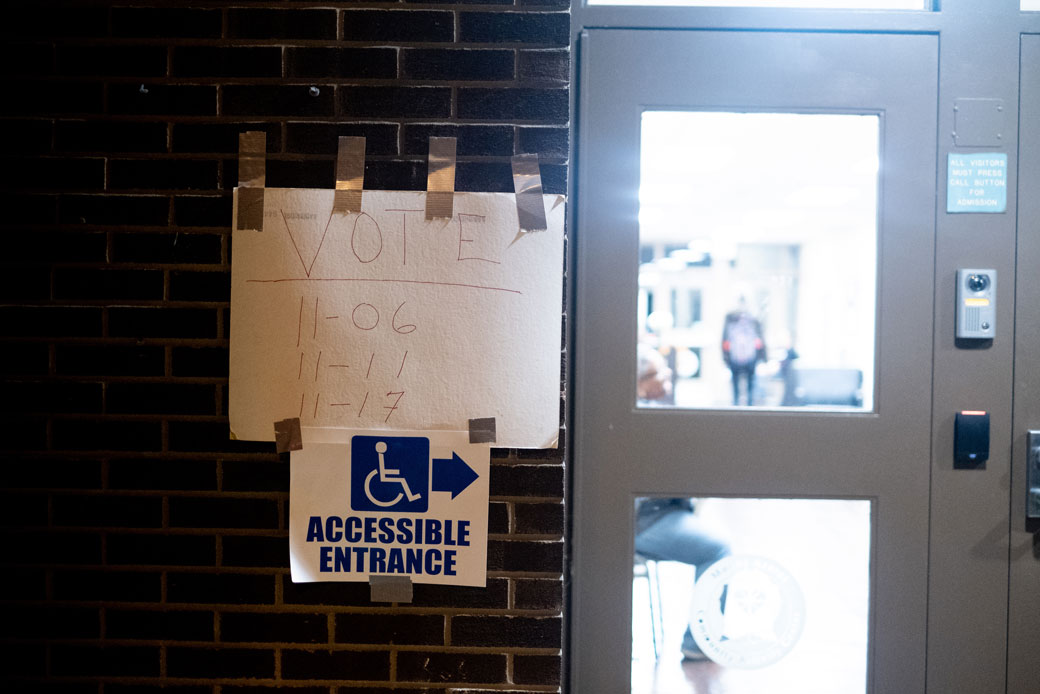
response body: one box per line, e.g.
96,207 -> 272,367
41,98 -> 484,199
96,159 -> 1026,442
632,497 -> 871,694
637,112 -> 879,411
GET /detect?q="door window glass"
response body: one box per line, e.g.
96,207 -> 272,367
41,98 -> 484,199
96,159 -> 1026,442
637,112 -> 879,411
632,497 -> 871,693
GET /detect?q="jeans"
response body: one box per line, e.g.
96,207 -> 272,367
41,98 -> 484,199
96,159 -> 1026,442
730,364 -> 756,406
634,507 -> 730,580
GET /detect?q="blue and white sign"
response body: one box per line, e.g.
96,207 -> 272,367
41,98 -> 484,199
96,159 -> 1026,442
289,428 -> 489,585
350,435 -> 431,513
947,152 -> 1007,213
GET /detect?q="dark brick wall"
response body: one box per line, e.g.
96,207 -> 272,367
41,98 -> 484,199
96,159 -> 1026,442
1,1 -> 568,691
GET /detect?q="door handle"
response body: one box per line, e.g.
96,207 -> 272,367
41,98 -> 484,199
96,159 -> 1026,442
1028,431 -> 1040,519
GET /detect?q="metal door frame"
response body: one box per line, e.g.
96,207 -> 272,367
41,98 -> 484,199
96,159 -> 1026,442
567,2 -> 1040,692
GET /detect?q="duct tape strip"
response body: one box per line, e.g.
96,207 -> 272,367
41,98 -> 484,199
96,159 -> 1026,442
369,575 -> 413,603
334,136 -> 366,214
511,153 -> 547,233
273,417 -> 303,453
425,136 -> 457,220
237,131 -> 266,231
468,417 -> 497,444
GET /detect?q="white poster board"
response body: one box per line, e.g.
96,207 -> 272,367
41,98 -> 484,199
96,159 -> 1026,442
230,189 -> 565,448
289,427 -> 489,585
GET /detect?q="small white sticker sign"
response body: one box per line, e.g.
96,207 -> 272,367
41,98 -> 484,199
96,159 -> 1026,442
289,427 -> 489,586
947,152 -> 1007,213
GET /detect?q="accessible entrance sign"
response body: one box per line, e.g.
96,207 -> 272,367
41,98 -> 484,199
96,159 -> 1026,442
289,427 -> 489,585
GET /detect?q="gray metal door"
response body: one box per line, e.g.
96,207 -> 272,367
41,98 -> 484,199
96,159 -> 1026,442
1007,33 -> 1040,694
572,30 -> 939,692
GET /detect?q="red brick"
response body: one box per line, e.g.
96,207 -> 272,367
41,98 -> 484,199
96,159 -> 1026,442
490,464 -> 563,497
285,123 -> 398,156
224,86 -> 334,118
7,118 -> 53,153
221,612 -> 327,643
4,530 -> 102,565
396,652 -> 505,684
451,615 -> 561,648
56,344 -> 164,377
168,647 -> 274,679
112,7 -> 223,39
228,8 -> 337,40
401,49 -> 514,81
514,578 -> 563,610
459,12 -> 569,46
107,610 -> 214,641
169,497 -> 279,530
281,649 -> 390,681
339,87 -> 452,119
168,572 -> 275,605
335,613 -> 444,645
57,46 -> 167,78
51,645 -> 159,677
51,419 -> 162,452
52,494 -> 163,528
514,501 -> 564,534
19,227 -> 105,266
513,654 -> 561,685
56,120 -> 167,154
173,123 -> 280,155
174,47 -> 282,79
107,533 -> 216,567
402,124 -> 513,156
109,459 -> 217,491
107,382 -> 218,415
54,268 -> 164,300
221,535 -> 287,568
342,10 -> 454,42
109,84 -> 217,117
457,87 -> 568,122
287,47 -> 398,79
112,231 -> 223,264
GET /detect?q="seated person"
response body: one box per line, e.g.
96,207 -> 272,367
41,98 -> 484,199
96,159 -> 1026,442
635,498 -> 731,661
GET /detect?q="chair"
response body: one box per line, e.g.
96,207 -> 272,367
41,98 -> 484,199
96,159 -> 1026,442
633,554 -> 664,659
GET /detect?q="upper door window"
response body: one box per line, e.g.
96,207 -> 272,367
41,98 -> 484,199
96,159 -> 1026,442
637,112 -> 879,411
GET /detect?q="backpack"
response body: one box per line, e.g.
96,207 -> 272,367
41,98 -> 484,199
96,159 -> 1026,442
726,315 -> 761,366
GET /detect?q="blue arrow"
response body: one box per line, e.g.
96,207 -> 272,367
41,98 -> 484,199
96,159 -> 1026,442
432,452 -> 479,500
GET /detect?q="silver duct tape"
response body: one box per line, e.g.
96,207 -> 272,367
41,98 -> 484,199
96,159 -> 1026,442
426,136 -> 457,220
238,131 -> 266,188
237,131 -> 267,231
369,575 -> 413,603
236,187 -> 265,233
511,154 -> 547,232
273,417 -> 303,453
334,136 -> 366,214
468,417 -> 497,444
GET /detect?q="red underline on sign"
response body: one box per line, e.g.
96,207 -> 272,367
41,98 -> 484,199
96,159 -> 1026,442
245,278 -> 523,295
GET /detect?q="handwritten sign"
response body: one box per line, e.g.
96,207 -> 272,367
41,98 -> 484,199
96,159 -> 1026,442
290,427 -> 489,585
230,189 -> 565,448
947,152 -> 1007,213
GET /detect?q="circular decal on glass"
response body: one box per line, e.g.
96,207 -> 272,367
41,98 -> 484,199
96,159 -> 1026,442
690,555 -> 805,669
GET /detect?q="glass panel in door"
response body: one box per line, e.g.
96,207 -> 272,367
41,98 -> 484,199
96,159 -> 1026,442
637,112 -> 878,411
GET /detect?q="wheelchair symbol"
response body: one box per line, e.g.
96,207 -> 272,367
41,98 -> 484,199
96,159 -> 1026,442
350,435 -> 429,513
365,441 -> 422,507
